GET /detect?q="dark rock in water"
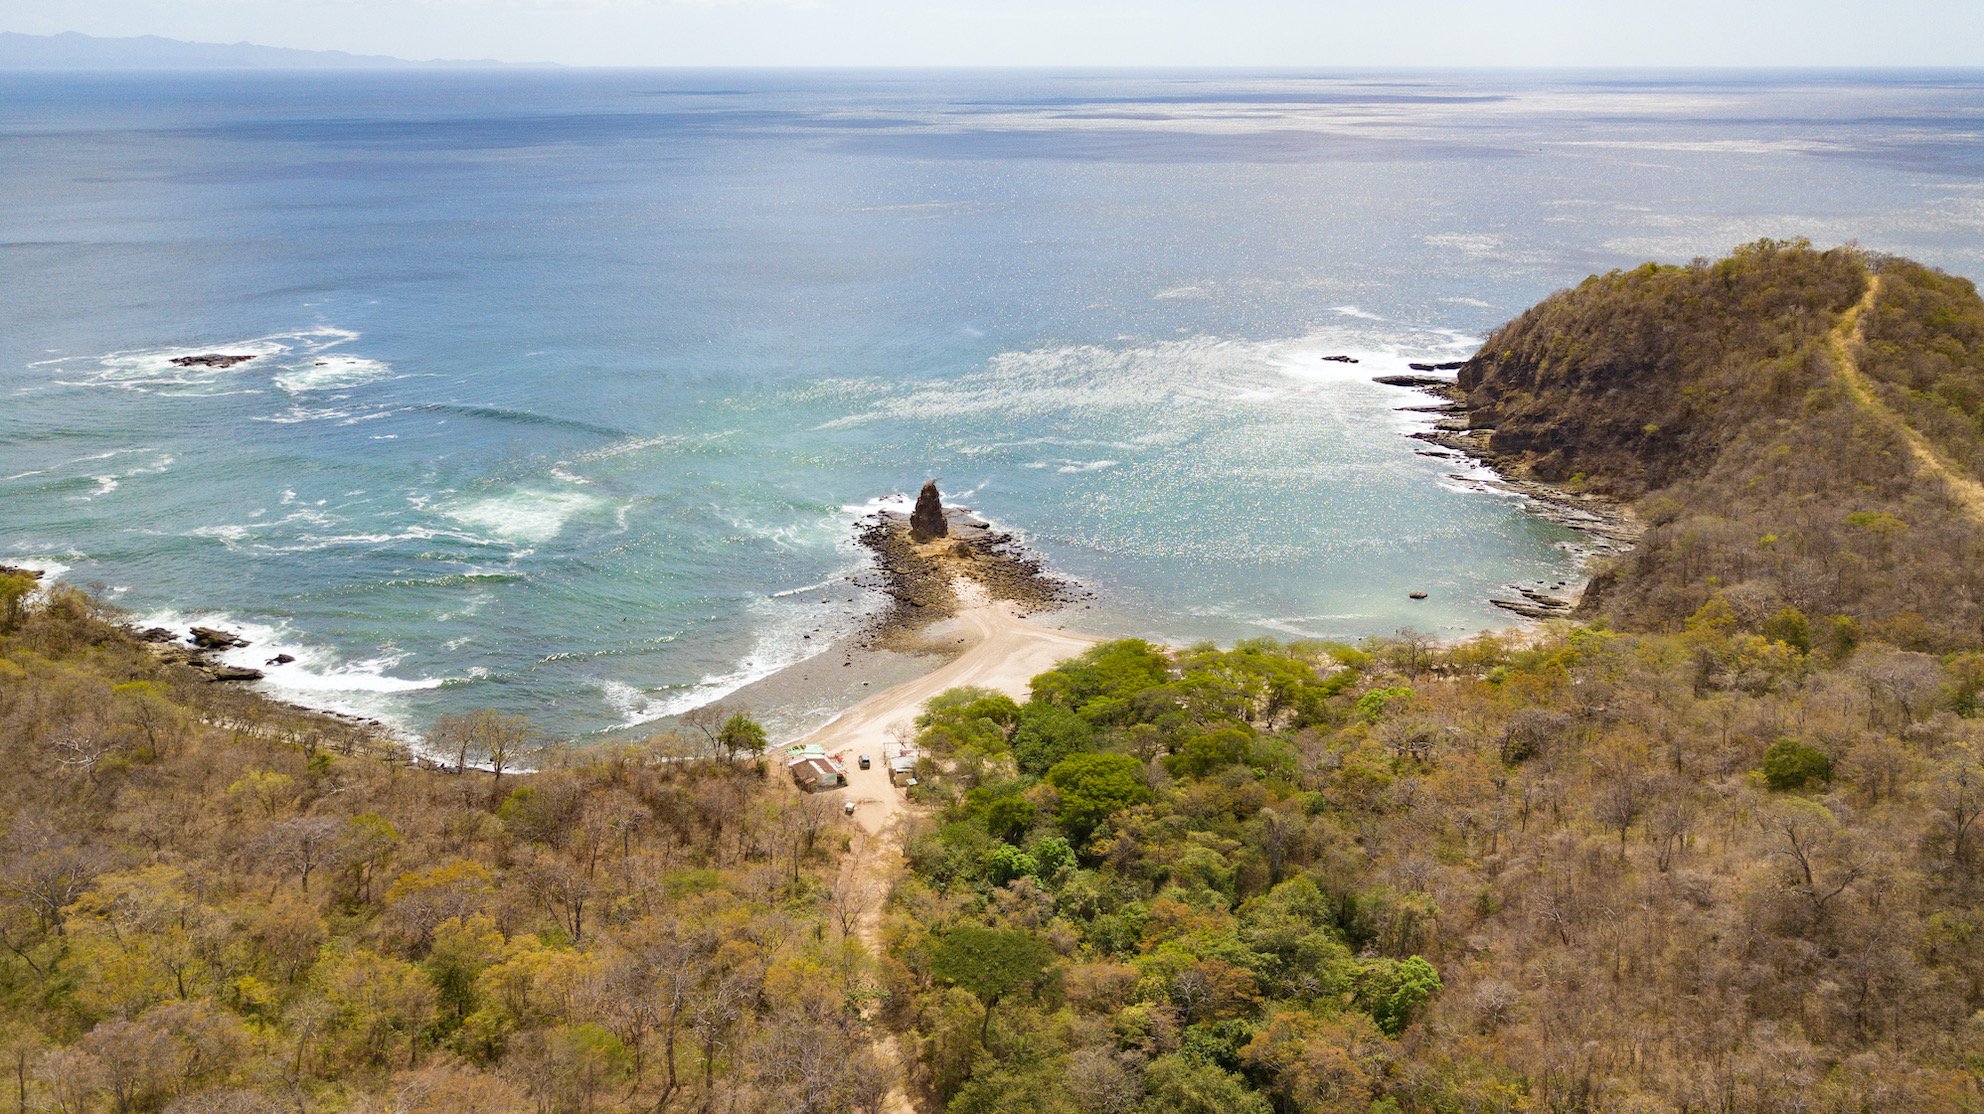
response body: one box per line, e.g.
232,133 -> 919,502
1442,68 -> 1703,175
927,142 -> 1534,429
205,665 -> 264,682
170,353 -> 257,369
1374,374 -> 1452,388
1320,354 -> 1359,364
0,565 -> 44,581
267,654 -> 296,666
190,626 -> 248,650
909,480 -> 947,542
139,627 -> 176,643
1491,586 -> 1576,620
1408,360 -> 1469,372
1409,591 -> 1429,600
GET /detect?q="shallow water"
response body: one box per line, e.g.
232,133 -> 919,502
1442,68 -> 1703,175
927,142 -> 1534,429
5,68 -> 1982,737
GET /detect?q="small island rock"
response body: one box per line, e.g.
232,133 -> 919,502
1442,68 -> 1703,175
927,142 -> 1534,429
170,353 -> 257,369
909,480 -> 948,542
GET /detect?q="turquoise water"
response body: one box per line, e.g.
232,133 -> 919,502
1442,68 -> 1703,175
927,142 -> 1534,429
5,69 -> 1983,738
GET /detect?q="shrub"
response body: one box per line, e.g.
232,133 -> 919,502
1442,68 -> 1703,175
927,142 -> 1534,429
1762,737 -> 1832,791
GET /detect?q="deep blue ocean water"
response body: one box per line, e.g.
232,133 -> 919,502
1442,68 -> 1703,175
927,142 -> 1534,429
5,68 -> 1983,739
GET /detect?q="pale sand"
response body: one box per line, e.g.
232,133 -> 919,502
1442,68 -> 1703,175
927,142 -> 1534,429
805,579 -> 1098,1112
798,579 -> 1101,836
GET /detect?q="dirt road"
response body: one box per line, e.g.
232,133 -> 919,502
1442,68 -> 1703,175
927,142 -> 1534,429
795,580 -> 1098,1113
797,580 -> 1100,838
1832,273 -> 1984,522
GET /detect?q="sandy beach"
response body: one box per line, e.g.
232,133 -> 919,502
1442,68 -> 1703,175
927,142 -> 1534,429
794,579 -> 1100,835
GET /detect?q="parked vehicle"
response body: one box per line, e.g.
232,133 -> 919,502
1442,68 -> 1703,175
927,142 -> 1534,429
858,754 -> 871,769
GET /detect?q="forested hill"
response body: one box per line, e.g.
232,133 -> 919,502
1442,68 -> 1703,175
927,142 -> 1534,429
1458,241 -> 1984,650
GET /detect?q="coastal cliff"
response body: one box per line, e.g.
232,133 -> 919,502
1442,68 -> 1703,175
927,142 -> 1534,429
1452,240 -> 1984,649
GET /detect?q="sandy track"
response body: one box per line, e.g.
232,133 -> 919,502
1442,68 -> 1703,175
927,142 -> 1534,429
797,580 -> 1100,837
1832,273 -> 1984,522
795,580 -> 1098,1113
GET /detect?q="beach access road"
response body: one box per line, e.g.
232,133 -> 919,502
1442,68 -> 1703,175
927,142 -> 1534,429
797,579 -> 1098,1113
797,578 -> 1101,838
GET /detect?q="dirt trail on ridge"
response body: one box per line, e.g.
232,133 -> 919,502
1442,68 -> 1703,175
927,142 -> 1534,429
1831,273 -> 1984,523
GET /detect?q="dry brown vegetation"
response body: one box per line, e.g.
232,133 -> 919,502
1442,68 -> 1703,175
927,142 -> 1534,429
0,583 -> 883,1113
1463,240 -> 1984,650
877,626 -> 1984,1113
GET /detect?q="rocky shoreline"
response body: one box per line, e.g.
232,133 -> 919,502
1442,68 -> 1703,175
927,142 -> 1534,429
1376,375 -> 1643,621
4,564 -> 408,754
850,484 -> 1089,652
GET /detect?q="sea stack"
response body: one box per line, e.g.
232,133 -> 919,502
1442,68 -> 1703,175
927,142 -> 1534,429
909,480 -> 948,542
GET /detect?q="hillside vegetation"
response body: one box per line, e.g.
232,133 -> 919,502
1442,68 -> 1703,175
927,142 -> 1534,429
1460,240 -> 1984,650
879,624 -> 1984,1114
0,579 -> 878,1113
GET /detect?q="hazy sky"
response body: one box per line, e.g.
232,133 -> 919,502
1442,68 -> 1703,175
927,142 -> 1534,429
6,0 -> 1984,68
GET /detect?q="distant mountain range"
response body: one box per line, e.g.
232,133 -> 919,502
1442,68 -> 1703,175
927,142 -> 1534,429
0,31 -> 546,69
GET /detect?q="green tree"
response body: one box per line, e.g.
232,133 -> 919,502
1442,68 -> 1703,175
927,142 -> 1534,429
0,569 -> 36,632
717,713 -> 768,761
1028,639 -> 1172,718
1762,607 -> 1814,654
1354,686 -> 1414,724
1762,737 -> 1832,791
1138,1053 -> 1271,1114
1164,726 -> 1255,779
983,794 -> 1036,843
1045,752 -> 1150,842
1014,703 -> 1096,776
1358,955 -> 1442,1036
984,844 -> 1036,887
928,927 -> 1057,1041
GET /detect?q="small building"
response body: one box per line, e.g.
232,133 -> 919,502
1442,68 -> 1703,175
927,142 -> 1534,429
888,754 -> 919,787
790,756 -> 845,791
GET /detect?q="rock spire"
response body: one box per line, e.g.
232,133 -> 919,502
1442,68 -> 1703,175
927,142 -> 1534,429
909,480 -> 948,541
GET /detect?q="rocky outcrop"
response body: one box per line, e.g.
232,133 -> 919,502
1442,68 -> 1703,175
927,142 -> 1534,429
1373,347 -> 1640,622
909,481 -> 948,542
1408,360 -> 1468,372
191,626 -> 248,650
851,491 -> 1087,652
1321,354 -> 1360,364
205,664 -> 265,682
170,353 -> 257,369
1490,587 -> 1577,621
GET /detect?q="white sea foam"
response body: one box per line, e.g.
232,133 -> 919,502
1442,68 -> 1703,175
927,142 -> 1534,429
37,327 -> 389,400
7,555 -> 76,583
1024,458 -> 1120,474
273,355 -> 394,393
131,606 -> 451,730
1421,232 -> 1504,259
595,589 -> 866,730
441,489 -> 605,545
258,406 -> 353,425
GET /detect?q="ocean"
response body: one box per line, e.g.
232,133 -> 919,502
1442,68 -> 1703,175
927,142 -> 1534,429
5,68 -> 1983,740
